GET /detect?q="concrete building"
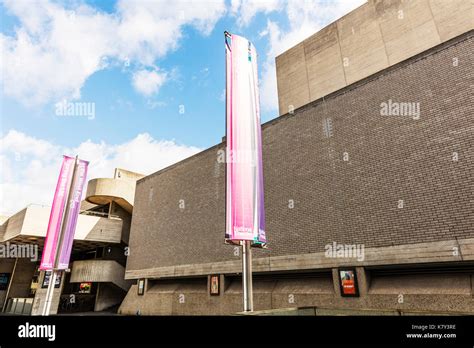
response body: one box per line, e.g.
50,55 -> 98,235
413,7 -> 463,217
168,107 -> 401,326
1,0 -> 473,316
118,0 -> 474,315
0,168 -> 144,315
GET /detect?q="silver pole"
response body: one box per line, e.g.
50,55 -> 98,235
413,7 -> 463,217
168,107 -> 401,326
242,240 -> 253,312
42,270 -> 58,316
42,155 -> 78,316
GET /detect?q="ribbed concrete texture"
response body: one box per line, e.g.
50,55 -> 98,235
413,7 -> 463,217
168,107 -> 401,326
70,260 -> 132,291
276,0 -> 474,115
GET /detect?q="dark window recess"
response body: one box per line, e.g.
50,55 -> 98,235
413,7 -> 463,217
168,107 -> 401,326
368,262 -> 474,276
90,203 -> 110,215
227,270 -> 333,282
96,247 -> 104,258
148,277 -> 207,287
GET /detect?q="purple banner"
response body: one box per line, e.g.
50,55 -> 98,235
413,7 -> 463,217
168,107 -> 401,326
225,32 -> 266,246
57,159 -> 88,269
40,156 -> 89,270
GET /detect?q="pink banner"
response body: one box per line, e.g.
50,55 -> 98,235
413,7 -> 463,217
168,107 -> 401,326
225,32 -> 266,246
57,159 -> 88,269
40,156 -> 89,270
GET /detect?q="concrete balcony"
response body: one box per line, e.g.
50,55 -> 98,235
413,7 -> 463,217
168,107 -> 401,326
0,204 -> 123,246
86,178 -> 136,213
70,260 -> 132,291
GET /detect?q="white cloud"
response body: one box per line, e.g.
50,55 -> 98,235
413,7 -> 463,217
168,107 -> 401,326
0,0 -> 226,105
115,0 -> 225,64
231,0 -> 283,27
257,0 -> 367,112
0,130 -> 202,215
132,69 -> 168,96
0,0 -> 365,108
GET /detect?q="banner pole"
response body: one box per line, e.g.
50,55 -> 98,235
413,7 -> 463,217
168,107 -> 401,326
42,270 -> 57,316
247,240 -> 253,311
242,240 -> 253,312
42,155 -> 78,316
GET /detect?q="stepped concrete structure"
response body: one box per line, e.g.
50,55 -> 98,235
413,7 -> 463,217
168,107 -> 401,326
0,168 -> 144,315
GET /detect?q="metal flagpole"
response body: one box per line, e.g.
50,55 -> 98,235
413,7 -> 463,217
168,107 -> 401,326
242,240 -> 253,312
42,155 -> 79,316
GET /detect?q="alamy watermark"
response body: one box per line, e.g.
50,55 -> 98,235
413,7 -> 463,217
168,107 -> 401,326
325,241 -> 365,261
380,99 -> 420,120
217,149 -> 258,166
55,99 -> 95,120
18,323 -> 55,341
0,242 -> 38,262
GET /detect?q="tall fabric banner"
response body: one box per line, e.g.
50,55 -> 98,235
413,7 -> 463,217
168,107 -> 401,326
57,159 -> 88,269
225,32 -> 266,246
40,156 -> 89,270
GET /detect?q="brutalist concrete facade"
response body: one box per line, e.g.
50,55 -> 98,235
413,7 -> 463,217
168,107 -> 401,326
275,0 -> 473,115
120,29 -> 474,315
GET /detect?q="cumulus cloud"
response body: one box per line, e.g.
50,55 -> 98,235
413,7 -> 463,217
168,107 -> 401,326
0,130 -> 202,215
0,0 -> 226,105
132,69 -> 168,96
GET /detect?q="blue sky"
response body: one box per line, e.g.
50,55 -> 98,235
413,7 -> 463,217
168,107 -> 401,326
0,0 -> 365,214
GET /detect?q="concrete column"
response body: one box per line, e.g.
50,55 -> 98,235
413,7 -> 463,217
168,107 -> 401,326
332,268 -> 341,298
355,266 -> 370,296
31,270 -> 65,315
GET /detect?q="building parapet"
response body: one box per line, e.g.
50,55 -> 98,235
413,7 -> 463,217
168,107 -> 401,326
276,0 -> 473,115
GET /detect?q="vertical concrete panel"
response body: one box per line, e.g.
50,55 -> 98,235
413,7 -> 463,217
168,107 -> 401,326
338,1 -> 389,85
276,43 -> 310,114
94,283 -> 125,311
7,259 -> 36,298
429,0 -> 474,42
376,0 -> 441,65
304,23 -> 346,101
0,259 -> 16,308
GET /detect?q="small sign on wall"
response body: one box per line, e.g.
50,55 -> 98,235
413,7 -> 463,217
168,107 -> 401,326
338,268 -> 359,297
210,275 -> 220,296
79,282 -> 92,294
41,271 -> 61,289
137,279 -> 145,296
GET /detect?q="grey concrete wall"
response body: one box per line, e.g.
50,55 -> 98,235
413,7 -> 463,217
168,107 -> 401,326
1,204 -> 123,244
276,0 -> 474,115
110,201 -> 131,245
70,260 -> 131,291
119,269 -> 474,315
1,208 -> 26,242
94,283 -> 125,312
0,259 -> 16,307
0,258 -> 36,310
